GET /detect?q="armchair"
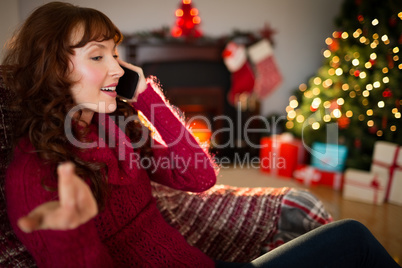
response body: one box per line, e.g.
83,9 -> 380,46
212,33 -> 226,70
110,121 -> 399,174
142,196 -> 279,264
0,67 -> 36,267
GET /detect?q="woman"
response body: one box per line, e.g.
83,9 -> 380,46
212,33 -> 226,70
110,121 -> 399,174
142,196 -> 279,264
5,2 -> 218,267
3,2 -> 400,268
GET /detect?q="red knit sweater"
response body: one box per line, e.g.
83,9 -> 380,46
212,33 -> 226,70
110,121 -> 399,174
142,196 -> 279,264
5,84 -> 217,267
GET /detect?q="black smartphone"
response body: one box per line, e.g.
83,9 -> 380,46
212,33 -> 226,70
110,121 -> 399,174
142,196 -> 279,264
116,65 -> 140,99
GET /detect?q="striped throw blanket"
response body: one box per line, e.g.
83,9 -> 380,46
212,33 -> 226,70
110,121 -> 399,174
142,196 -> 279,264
152,183 -> 333,262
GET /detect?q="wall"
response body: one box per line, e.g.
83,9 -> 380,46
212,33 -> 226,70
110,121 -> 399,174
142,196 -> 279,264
0,0 -> 20,62
7,0 -> 343,116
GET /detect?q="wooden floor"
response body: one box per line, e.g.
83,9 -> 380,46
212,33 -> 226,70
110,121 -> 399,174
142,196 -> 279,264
217,167 -> 402,264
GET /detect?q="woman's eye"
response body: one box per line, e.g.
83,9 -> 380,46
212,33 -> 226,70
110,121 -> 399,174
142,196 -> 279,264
91,56 -> 103,61
113,55 -> 118,59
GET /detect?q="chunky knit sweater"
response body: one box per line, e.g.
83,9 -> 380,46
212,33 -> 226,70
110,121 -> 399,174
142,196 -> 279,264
5,84 -> 217,267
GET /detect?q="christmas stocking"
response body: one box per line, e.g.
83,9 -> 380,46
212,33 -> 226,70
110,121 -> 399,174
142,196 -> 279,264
248,39 -> 282,99
222,42 -> 255,105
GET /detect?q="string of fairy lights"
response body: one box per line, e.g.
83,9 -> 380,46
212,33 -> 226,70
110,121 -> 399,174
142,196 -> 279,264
286,11 -> 402,138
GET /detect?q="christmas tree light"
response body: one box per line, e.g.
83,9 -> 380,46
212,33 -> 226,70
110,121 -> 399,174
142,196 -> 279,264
286,0 -> 402,170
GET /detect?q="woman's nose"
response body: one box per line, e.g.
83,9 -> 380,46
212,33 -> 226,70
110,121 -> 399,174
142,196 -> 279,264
110,61 -> 124,78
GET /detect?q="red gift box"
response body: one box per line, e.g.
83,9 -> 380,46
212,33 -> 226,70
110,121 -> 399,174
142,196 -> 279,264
294,165 -> 321,186
317,169 -> 343,191
260,134 -> 305,178
294,165 -> 343,190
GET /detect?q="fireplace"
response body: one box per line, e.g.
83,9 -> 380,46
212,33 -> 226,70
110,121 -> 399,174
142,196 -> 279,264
123,40 -> 261,160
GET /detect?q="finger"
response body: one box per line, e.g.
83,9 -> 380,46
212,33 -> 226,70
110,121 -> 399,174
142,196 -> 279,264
76,181 -> 98,219
58,162 -> 98,227
116,59 -> 147,88
57,162 -> 77,209
59,163 -> 98,222
117,59 -> 143,74
17,201 -> 59,232
18,215 -> 41,233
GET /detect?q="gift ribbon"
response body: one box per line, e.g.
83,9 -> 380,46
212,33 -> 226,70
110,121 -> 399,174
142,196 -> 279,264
332,173 -> 342,190
372,146 -> 400,200
371,177 -> 381,204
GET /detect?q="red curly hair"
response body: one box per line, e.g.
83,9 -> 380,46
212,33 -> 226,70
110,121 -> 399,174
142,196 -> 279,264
2,2 -> 151,209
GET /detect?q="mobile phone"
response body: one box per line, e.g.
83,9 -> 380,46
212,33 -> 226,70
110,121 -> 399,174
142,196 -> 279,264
116,65 -> 140,99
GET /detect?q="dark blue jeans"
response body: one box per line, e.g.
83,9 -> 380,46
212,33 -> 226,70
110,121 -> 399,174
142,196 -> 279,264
215,219 -> 400,268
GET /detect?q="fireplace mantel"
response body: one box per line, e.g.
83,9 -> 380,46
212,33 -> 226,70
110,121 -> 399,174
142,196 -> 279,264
127,42 -> 224,66
122,39 -> 261,160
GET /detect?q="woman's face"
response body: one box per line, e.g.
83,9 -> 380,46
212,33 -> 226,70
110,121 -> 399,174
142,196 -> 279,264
68,36 -> 124,123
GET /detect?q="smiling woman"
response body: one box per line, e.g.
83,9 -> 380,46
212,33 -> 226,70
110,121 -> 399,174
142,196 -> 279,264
1,1 -> 147,212
1,2 -> 400,268
2,2 -> 218,267
68,39 -> 124,120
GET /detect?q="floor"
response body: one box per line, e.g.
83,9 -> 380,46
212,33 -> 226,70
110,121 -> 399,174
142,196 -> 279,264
217,166 -> 402,264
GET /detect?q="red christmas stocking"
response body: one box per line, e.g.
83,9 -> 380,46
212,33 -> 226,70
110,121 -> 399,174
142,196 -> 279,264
248,39 -> 282,99
223,42 -> 255,105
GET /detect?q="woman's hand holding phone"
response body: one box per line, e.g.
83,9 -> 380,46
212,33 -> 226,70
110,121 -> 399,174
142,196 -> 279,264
117,59 -> 147,102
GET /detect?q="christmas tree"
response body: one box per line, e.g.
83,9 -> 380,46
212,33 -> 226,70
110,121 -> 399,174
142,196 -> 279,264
171,0 -> 202,39
285,0 -> 402,170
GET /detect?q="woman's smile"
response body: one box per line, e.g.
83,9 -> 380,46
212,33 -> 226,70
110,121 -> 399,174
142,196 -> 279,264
100,83 -> 118,97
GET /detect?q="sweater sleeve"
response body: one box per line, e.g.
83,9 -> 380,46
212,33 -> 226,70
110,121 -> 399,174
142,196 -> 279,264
5,145 -> 114,267
131,82 -> 218,192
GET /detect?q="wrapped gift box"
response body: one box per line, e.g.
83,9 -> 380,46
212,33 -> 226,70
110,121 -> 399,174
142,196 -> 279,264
389,169 -> 402,206
260,133 -> 306,178
396,146 -> 402,166
318,169 -> 343,190
370,141 -> 400,201
294,165 -> 321,187
311,142 -> 348,172
294,165 -> 343,190
343,169 -> 387,205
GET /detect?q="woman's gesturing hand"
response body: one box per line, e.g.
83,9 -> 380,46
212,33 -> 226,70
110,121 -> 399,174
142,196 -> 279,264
17,162 -> 98,233
117,59 -> 148,102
